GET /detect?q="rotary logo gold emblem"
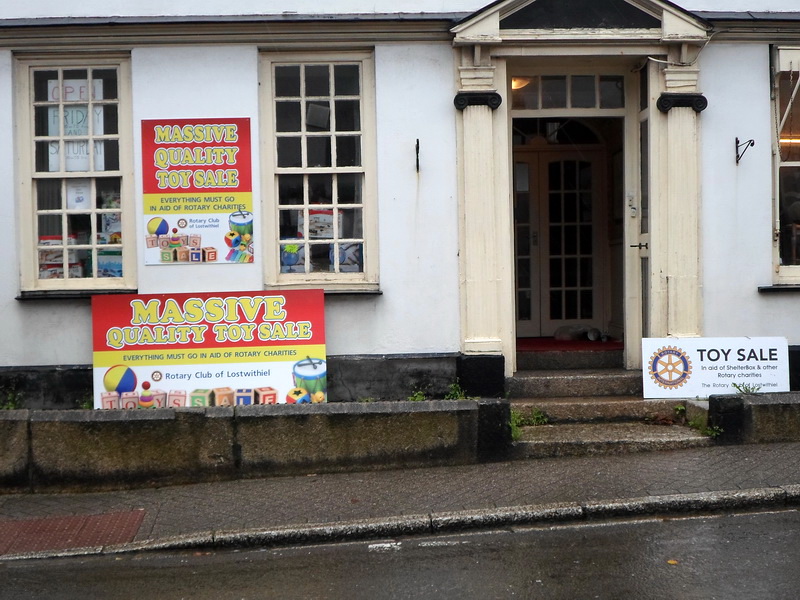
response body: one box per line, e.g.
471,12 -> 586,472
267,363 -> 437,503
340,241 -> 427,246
648,346 -> 692,388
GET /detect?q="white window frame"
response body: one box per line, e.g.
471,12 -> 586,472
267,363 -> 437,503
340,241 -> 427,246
773,46 -> 800,284
259,50 -> 379,292
15,55 -> 136,294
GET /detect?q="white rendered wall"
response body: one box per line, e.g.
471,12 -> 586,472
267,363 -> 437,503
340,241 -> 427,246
0,51 -> 96,366
0,42 -> 462,366
132,46 -> 262,295
326,43 -> 461,356
698,44 -> 800,341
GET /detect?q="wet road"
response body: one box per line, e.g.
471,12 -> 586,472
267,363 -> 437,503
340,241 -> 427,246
3,508 -> 800,599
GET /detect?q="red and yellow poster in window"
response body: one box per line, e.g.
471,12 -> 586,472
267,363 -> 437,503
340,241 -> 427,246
141,118 -> 254,266
91,290 -> 326,409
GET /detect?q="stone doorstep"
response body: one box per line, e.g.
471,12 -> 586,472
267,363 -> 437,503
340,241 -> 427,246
511,397 -> 685,423
507,369 -> 644,398
511,422 -> 712,460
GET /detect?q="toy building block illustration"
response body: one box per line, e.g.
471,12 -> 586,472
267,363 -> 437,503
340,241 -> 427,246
101,391 -> 119,409
203,247 -> 218,262
190,389 -> 213,407
189,248 -> 203,262
213,387 -> 235,406
254,387 -> 278,404
120,391 -> 139,409
167,389 -> 187,408
235,388 -> 255,405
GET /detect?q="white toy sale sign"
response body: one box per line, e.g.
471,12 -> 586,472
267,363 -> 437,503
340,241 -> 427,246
642,337 -> 790,399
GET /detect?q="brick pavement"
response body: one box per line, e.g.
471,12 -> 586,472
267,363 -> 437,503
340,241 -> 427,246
2,443 -> 800,558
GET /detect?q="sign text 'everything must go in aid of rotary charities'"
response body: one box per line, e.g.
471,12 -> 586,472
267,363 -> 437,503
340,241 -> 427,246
642,337 -> 790,399
141,118 -> 255,266
92,291 -> 326,409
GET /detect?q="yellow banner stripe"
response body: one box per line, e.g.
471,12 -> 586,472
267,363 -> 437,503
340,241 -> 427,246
144,192 -> 252,214
94,344 -> 326,367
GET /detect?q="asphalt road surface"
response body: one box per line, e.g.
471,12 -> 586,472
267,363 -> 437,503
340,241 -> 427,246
3,508 -> 800,599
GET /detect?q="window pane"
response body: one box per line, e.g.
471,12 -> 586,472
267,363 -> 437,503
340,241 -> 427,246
36,179 -> 62,210
278,174 -> 304,205
309,243 -> 332,272
307,137 -> 331,167
35,106 -> 54,137
308,174 -> 333,205
337,173 -> 362,204
334,64 -> 359,95
97,249 -> 123,277
36,141 -> 58,172
599,76 -> 625,108
780,167 -> 800,265
335,100 -> 360,131
100,104 -> 117,135
340,208 -> 362,238
280,242 -> 304,272
306,101 -> 331,131
96,177 -> 120,206
33,70 -> 58,102
280,209 -> 302,239
511,76 -> 539,109
336,136 -> 360,167
305,65 -> 329,96
38,214 -> 62,238
338,242 -> 363,272
92,68 -> 118,100
97,140 -> 118,171
275,66 -> 300,97
277,137 -> 302,167
306,209 -> 337,239
542,76 -> 567,108
779,72 -> 800,162
276,102 -> 301,132
571,75 -> 595,108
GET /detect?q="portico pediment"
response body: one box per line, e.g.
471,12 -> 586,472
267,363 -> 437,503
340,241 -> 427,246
452,0 -> 710,44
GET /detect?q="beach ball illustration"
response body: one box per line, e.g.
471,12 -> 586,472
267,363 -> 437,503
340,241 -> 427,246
103,365 -> 137,393
147,217 -> 170,236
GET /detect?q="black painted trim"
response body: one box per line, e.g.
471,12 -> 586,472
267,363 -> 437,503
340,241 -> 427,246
16,289 -> 138,301
454,91 -> 502,111
656,93 -> 708,113
758,285 -> 800,293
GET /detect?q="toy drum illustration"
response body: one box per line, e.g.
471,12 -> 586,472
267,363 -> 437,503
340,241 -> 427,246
292,358 -> 327,403
229,211 -> 254,236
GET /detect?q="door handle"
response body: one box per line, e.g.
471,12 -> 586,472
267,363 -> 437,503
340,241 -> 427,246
629,243 -> 648,249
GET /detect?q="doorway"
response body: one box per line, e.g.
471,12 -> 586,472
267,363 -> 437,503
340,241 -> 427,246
513,117 -> 624,343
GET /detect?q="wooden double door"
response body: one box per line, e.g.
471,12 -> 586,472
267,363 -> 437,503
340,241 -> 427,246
514,148 -> 609,337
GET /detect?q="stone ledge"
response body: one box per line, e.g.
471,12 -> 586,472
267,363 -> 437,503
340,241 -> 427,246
1,400 -> 509,493
709,392 -> 800,444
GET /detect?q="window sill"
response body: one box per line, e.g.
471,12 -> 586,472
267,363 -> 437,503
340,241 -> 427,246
266,282 -> 381,295
757,285 -> 800,294
16,289 -> 138,301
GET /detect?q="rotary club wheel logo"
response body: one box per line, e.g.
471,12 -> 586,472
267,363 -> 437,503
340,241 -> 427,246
648,346 -> 692,388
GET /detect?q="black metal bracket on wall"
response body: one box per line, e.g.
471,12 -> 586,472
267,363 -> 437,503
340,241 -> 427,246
656,92 -> 708,113
454,91 -> 503,111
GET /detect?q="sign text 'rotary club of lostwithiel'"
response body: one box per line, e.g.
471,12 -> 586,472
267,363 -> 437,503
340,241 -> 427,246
91,290 -> 327,409
141,118 -> 255,266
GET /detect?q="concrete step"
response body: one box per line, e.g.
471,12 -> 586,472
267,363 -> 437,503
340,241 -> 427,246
511,396 -> 683,424
517,349 -> 623,371
507,369 -> 643,398
511,422 -> 713,459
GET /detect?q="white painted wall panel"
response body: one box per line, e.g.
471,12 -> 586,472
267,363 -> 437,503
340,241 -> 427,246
698,44 -> 797,340
326,43 -> 461,356
0,51 -> 95,366
132,46 -> 262,295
